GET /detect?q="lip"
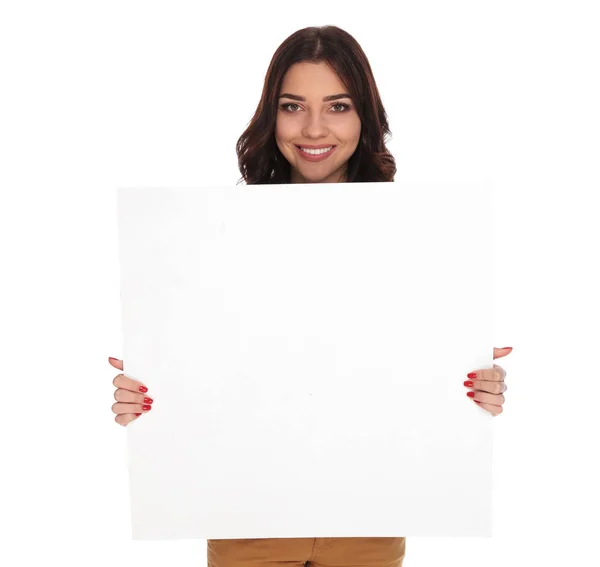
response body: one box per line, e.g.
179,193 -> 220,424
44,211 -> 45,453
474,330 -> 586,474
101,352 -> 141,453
295,144 -> 336,162
296,144 -> 336,149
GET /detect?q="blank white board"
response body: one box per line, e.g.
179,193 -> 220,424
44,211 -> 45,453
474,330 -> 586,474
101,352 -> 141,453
117,182 -> 494,541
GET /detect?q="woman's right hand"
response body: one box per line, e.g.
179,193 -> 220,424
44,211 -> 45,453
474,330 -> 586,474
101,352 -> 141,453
110,357 -> 153,426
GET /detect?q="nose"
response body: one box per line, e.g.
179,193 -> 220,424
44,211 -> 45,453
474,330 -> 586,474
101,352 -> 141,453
301,110 -> 329,138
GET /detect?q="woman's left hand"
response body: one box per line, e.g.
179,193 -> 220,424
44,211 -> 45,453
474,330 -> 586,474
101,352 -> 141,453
465,347 -> 512,416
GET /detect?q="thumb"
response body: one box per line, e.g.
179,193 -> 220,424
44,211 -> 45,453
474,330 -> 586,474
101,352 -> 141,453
108,356 -> 124,371
493,346 -> 513,359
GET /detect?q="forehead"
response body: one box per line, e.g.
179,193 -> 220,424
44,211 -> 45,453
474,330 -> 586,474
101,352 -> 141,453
280,61 -> 347,95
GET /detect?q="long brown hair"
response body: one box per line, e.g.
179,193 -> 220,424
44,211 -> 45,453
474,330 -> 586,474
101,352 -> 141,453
236,26 -> 396,185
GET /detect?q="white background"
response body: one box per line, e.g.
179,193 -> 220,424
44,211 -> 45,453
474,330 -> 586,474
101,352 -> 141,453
0,1 -> 598,566
120,184 -> 494,540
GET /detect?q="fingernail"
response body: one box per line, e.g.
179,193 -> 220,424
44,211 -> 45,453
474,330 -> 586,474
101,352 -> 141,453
109,357 -> 118,362
144,397 -> 153,404
464,380 -> 473,387
474,401 -> 481,404
502,346 -> 513,350
135,413 -> 142,416
139,386 -> 148,393
467,391 -> 475,398
467,372 -> 477,379
142,405 -> 151,411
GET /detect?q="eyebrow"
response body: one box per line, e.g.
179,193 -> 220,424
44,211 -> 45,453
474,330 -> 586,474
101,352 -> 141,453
278,93 -> 352,102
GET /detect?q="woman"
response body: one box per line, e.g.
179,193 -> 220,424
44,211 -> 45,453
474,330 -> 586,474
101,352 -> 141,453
110,25 -> 510,567
235,26 -> 395,185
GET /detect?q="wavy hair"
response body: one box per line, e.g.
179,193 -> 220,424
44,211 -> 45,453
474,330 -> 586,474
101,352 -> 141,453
236,26 -> 396,184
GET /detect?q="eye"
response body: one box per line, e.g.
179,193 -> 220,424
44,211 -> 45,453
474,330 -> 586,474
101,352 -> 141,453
331,103 -> 351,112
279,102 -> 352,113
280,103 -> 300,112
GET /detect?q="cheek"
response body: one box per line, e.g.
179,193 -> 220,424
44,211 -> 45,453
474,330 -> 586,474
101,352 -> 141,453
274,120 -> 295,159
342,116 -> 361,140
329,116 -> 361,144
275,115 -> 296,141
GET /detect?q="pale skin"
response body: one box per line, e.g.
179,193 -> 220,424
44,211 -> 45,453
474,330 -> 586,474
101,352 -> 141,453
275,61 -> 361,184
111,61 -> 511,423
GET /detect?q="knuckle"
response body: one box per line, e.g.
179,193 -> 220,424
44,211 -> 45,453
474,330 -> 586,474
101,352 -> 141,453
113,389 -> 133,403
112,374 -> 123,387
495,383 -> 503,394
111,402 -> 120,414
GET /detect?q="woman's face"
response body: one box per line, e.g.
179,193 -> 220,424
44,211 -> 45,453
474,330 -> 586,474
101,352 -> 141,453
275,61 -> 361,184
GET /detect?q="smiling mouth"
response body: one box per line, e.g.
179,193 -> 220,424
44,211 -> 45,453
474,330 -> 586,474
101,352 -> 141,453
294,145 -> 337,162
295,145 -> 336,154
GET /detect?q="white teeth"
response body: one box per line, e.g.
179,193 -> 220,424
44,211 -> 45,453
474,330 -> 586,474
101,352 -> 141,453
300,146 -> 333,155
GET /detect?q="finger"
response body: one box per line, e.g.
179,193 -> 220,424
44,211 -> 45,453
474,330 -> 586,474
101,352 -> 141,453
471,365 -> 505,382
109,357 -> 123,371
493,347 -> 513,359
468,380 -> 507,395
111,401 -> 152,415
115,412 -> 143,427
112,372 -> 148,394
471,390 -> 505,406
474,400 -> 503,416
114,388 -> 153,405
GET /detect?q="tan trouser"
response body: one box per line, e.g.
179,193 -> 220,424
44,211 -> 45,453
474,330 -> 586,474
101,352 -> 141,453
207,537 -> 406,567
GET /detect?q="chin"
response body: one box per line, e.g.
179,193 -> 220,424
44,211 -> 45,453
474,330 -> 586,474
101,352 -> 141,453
295,172 -> 331,184
301,168 -> 344,183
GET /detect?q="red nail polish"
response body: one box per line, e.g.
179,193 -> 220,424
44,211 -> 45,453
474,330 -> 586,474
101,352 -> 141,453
474,401 -> 481,404
467,391 -> 475,398
502,346 -> 513,350
142,405 -> 151,411
467,372 -> 477,379
135,413 -> 142,416
139,386 -> 148,393
144,397 -> 153,404
464,380 -> 473,387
